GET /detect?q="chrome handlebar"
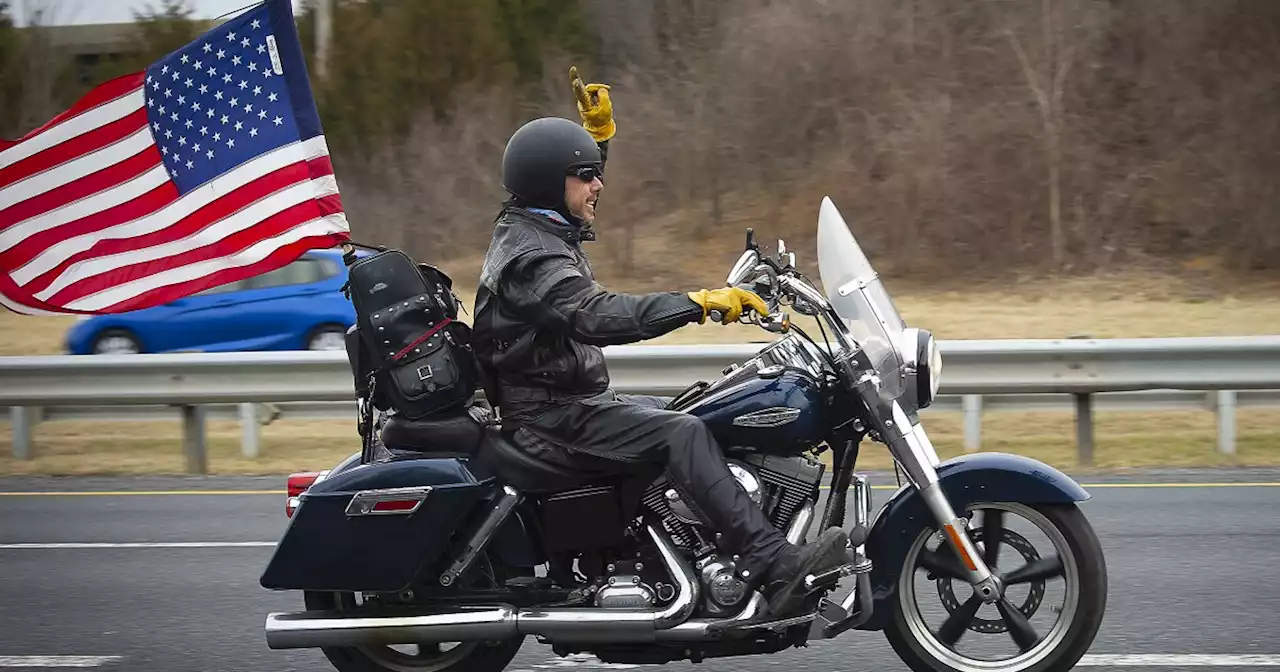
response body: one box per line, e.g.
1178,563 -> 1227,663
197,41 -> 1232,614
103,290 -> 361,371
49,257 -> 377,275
717,233 -> 859,358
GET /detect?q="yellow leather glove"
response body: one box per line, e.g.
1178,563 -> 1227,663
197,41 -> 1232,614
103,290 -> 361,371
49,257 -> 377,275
687,287 -> 769,325
570,65 -> 615,142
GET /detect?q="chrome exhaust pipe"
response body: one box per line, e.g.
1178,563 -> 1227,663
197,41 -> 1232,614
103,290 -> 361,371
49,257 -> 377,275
266,606 -> 519,650
265,522 -> 699,650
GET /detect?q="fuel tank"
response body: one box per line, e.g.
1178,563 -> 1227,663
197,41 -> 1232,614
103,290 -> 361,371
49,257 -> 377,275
671,334 -> 828,455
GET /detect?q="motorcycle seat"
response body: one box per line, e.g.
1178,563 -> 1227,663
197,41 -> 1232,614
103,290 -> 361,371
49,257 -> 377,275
470,427 -> 594,493
381,410 -> 485,455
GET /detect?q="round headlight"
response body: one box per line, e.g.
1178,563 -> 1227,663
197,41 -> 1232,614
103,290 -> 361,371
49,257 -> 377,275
903,328 -> 940,409
926,332 -> 942,402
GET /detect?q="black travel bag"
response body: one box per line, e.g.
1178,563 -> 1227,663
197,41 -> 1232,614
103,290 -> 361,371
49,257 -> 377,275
343,248 -> 477,421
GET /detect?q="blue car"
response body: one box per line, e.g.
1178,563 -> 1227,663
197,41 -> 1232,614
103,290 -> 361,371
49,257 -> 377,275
65,249 -> 357,355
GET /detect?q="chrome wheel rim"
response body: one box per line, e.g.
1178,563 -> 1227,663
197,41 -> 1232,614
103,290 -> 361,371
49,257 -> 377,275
357,640 -> 477,672
334,556 -> 506,672
308,330 -> 346,351
899,502 -> 1079,671
330,593 -> 479,672
94,335 -> 139,354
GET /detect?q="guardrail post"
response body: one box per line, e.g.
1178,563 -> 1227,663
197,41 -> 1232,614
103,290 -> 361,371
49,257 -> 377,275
181,405 -> 207,474
9,406 -> 34,460
1074,393 -> 1094,466
239,403 -> 261,459
962,395 -> 983,452
1215,390 -> 1237,455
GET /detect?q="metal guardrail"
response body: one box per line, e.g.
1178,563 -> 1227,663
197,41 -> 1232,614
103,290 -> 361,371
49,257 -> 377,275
4,336 -> 1280,472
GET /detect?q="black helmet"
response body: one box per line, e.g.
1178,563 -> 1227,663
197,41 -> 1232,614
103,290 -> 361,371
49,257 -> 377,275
502,117 -> 601,216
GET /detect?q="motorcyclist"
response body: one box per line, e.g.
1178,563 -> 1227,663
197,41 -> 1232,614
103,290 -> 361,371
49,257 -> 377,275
472,69 -> 850,618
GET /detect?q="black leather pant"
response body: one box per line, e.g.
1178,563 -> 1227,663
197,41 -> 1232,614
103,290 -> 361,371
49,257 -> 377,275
510,390 -> 791,578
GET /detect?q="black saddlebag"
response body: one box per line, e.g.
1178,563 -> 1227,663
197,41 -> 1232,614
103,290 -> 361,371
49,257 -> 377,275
259,457 -> 488,593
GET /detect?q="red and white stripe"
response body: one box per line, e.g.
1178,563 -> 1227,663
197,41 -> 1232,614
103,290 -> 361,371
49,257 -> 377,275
0,72 -> 349,315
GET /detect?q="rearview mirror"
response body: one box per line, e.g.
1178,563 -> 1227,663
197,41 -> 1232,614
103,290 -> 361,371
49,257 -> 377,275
777,239 -> 795,269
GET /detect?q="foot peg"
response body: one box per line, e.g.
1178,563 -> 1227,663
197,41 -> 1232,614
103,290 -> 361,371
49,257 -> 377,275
817,568 -> 874,638
803,562 -> 856,593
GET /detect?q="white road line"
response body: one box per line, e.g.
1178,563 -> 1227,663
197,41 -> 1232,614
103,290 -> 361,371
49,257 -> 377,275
1079,654 -> 1280,666
0,656 -> 121,668
0,542 -> 274,549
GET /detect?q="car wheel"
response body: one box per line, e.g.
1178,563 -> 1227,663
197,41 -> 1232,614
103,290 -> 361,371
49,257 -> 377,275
307,325 -> 348,351
92,329 -> 142,355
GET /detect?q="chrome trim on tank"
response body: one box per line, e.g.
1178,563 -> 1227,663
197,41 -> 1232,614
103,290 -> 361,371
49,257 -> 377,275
732,407 -> 802,428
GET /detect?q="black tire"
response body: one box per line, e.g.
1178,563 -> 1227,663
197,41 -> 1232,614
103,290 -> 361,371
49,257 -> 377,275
91,328 -> 143,354
885,503 -> 1107,672
302,554 -> 525,672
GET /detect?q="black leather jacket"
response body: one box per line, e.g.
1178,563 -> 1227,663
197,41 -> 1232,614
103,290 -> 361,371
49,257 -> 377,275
473,206 -> 702,419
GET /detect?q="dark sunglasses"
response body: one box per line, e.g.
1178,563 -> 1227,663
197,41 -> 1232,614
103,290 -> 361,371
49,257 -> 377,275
567,164 -> 604,182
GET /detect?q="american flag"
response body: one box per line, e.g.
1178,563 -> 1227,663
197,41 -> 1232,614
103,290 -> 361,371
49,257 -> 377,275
0,0 -> 349,315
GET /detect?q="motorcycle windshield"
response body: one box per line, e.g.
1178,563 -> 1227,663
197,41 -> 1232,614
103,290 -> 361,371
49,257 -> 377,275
816,197 -> 906,399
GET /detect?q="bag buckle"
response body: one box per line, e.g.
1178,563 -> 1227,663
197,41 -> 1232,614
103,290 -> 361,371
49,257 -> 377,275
417,365 -> 434,381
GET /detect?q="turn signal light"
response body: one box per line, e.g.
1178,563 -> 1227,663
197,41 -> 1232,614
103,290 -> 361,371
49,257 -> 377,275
285,470 -> 327,517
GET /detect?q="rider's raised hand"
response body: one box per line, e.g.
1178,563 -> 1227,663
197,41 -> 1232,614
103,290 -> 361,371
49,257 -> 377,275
687,287 -> 769,325
570,65 -> 615,142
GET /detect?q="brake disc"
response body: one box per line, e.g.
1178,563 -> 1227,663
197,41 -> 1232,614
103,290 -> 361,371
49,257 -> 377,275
935,526 -> 1046,634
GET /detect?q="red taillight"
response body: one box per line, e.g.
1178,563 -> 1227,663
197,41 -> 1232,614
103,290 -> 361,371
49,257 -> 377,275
371,499 -> 420,513
285,470 -> 327,517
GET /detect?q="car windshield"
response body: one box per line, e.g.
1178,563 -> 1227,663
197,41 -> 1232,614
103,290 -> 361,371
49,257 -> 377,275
815,197 -> 907,399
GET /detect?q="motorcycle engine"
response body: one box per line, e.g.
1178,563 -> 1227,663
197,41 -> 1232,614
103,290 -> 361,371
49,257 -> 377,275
594,560 -> 658,609
698,554 -> 749,615
644,454 -> 823,547
665,462 -> 763,525
641,454 -> 824,614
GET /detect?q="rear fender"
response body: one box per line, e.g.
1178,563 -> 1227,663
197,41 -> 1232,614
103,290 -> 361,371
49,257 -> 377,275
856,452 -> 1089,631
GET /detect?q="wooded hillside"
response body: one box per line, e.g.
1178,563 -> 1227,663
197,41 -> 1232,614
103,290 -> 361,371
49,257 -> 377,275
4,0 -> 1279,289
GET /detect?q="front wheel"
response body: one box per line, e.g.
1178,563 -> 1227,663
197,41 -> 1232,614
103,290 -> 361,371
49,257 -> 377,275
885,502 -> 1107,672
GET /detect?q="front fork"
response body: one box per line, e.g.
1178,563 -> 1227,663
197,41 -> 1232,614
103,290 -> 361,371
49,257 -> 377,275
882,400 -> 1003,603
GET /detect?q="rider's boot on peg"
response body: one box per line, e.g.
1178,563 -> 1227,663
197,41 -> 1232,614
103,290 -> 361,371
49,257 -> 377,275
757,527 -> 852,617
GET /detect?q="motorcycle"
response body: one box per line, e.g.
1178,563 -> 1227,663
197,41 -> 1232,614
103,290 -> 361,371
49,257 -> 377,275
260,197 -> 1108,672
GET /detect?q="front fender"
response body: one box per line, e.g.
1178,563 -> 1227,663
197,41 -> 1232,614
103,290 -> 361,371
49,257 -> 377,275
856,452 -> 1089,631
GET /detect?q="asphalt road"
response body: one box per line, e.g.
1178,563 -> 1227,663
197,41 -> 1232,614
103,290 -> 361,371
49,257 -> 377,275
1,470 -> 1279,671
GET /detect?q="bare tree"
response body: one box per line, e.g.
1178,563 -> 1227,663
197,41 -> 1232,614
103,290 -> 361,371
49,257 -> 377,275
998,0 -> 1102,268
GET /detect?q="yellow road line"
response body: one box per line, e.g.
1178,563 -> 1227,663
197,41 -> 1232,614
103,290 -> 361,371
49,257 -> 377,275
1078,482 -> 1280,489
0,482 -> 1278,496
0,490 -> 282,496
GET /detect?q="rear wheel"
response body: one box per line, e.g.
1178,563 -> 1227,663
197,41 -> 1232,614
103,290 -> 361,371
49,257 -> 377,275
885,502 -> 1107,672
303,554 -> 524,672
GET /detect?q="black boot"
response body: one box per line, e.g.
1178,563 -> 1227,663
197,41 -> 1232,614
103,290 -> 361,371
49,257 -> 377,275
758,527 -> 852,617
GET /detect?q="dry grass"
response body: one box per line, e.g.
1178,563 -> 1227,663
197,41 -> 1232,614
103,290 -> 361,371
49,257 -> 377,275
2,409 -> 1279,476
